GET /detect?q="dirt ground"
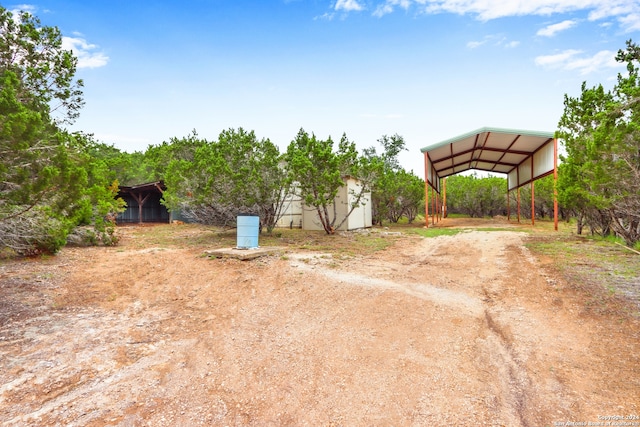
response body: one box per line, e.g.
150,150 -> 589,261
1,218 -> 639,426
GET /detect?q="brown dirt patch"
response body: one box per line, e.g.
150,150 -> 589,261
1,220 -> 639,426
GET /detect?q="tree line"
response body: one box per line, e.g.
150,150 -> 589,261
2,6 -> 638,255
97,128 -> 425,234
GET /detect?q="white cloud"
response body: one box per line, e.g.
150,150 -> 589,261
586,1 -> 640,30
535,49 -> 582,67
62,36 -> 109,69
537,19 -> 577,37
373,5 -> 394,17
373,0 -> 412,17
358,0 -> 640,33
563,50 -> 621,74
467,40 -> 485,49
10,4 -> 37,14
335,0 -> 365,12
617,12 -> 640,32
535,49 -> 622,75
466,34 -> 518,49
422,0 -> 587,20
314,12 -> 336,20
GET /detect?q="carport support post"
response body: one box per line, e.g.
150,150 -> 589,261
443,178 -> 447,218
517,188 -> 521,223
424,183 -> 429,227
431,187 -> 435,226
424,153 -> 429,227
531,180 -> 535,226
554,137 -> 559,231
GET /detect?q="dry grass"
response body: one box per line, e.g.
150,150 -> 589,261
110,220 -> 640,317
116,223 -> 405,258
525,232 -> 640,317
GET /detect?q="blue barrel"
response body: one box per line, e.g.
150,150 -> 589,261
236,215 -> 259,249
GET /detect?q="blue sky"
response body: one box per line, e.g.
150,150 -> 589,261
8,0 -> 640,177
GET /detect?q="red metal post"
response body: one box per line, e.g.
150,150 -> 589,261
431,186 -> 435,225
531,180 -> 535,226
517,187 -> 521,223
554,138 -> 559,231
443,178 -> 447,218
424,153 -> 429,227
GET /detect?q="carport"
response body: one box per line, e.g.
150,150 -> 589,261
420,127 -> 558,230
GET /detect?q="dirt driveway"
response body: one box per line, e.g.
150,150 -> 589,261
1,220 -> 639,426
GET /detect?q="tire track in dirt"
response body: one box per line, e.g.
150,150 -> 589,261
286,231 -> 545,426
287,253 -> 484,315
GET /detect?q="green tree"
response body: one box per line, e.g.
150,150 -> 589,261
445,174 -> 507,218
362,134 -> 415,225
514,175 -> 555,220
64,133 -> 126,246
557,82 -> 614,236
392,169 -> 424,223
163,128 -> 290,233
0,7 -> 83,124
142,130 -> 202,183
285,129 -> 366,234
0,7 -> 123,255
557,39 -> 640,245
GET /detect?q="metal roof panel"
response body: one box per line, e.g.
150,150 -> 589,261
421,127 -> 555,182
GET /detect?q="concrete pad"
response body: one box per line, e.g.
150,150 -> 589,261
203,246 -> 283,261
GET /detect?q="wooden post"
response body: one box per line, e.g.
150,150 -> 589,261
507,189 -> 510,221
132,192 -> 151,224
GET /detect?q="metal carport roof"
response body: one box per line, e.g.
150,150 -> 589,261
420,126 -> 559,230
420,127 -> 556,192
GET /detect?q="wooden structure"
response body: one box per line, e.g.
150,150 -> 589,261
117,181 -> 170,224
